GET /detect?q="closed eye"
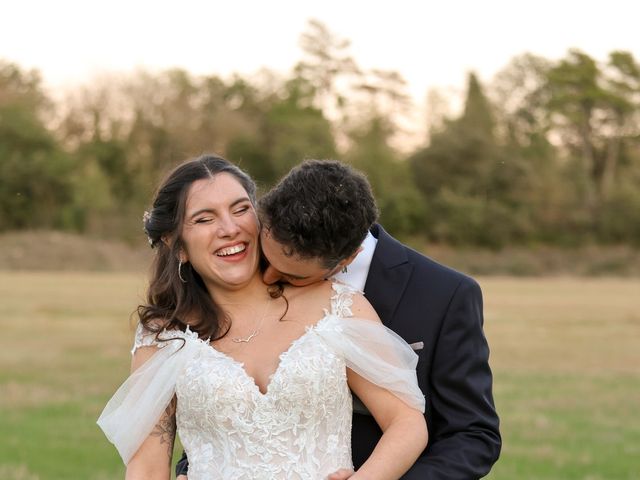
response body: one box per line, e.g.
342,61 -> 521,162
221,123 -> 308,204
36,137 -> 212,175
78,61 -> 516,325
234,205 -> 251,215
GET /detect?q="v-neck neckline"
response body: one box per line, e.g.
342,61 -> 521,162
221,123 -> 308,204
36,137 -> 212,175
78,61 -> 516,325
208,314 -> 334,396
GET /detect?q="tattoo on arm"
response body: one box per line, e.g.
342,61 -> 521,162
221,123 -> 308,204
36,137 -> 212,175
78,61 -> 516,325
150,396 -> 177,464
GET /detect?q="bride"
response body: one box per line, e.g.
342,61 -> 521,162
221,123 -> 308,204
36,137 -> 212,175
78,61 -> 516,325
98,155 -> 427,479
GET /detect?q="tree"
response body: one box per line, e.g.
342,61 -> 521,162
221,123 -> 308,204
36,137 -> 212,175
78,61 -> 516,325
347,117 -> 425,236
491,53 -> 552,147
412,73 -> 498,198
546,50 -> 639,206
410,72 -> 533,246
0,61 -> 76,231
259,77 -> 337,181
294,19 -> 360,116
228,73 -> 337,186
489,54 -> 578,242
600,51 -> 640,199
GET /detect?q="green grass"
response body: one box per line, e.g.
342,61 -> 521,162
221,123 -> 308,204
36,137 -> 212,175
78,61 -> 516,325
482,277 -> 640,480
0,272 -> 142,480
0,272 -> 639,479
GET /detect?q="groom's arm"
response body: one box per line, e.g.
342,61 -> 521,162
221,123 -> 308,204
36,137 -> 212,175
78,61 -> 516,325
175,450 -> 188,478
402,278 -> 501,479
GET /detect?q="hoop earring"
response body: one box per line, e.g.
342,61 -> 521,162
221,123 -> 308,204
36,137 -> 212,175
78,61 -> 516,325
178,260 -> 187,283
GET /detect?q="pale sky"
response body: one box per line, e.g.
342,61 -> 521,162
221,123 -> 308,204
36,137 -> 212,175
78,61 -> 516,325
2,0 -> 639,126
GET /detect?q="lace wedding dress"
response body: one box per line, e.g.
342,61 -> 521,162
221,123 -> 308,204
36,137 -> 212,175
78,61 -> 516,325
98,283 -> 425,479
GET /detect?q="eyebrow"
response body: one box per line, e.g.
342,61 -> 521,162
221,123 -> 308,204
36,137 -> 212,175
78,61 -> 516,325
187,197 -> 251,220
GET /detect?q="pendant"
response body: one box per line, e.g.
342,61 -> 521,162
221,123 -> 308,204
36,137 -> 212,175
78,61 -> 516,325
231,329 -> 260,343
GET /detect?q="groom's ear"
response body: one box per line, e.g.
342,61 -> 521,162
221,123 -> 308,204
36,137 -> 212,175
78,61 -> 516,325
338,246 -> 363,269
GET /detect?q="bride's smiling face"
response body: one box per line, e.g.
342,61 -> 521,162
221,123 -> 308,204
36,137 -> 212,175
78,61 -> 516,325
180,173 -> 260,291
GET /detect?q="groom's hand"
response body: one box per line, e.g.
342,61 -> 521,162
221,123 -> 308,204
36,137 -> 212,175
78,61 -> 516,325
327,468 -> 355,479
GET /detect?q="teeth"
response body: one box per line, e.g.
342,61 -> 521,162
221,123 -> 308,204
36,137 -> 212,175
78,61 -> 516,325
216,244 -> 246,256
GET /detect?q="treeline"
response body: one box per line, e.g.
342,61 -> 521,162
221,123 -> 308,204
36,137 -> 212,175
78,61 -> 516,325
1,21 -> 639,247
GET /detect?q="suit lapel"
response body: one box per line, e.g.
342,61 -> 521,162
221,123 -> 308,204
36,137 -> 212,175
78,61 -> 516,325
363,224 -> 413,328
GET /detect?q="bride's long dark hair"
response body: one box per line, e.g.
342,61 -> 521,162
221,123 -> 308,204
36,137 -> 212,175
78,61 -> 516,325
137,154 -> 259,341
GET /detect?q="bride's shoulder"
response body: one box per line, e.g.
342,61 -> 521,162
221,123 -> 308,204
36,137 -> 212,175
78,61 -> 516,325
283,280 -> 380,322
293,280 -> 380,322
329,281 -> 380,322
132,320 -> 194,352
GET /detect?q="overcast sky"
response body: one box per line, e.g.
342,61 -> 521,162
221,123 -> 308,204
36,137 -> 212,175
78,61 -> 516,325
3,0 -> 639,102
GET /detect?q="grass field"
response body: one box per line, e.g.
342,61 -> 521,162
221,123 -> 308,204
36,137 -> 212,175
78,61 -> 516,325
1,272 -> 639,479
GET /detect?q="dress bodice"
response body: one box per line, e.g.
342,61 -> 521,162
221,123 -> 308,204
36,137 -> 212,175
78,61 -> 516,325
174,315 -> 352,479
98,283 -> 425,479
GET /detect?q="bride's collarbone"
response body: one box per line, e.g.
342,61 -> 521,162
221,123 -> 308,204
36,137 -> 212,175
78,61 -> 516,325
211,321 -> 316,394
210,283 -> 332,368
215,316 -> 306,353
214,311 -> 323,363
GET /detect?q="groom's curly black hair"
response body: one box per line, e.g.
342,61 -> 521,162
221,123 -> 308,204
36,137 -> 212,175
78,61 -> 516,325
258,159 -> 379,269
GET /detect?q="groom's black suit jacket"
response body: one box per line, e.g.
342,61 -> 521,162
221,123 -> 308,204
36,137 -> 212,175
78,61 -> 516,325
356,224 -> 501,479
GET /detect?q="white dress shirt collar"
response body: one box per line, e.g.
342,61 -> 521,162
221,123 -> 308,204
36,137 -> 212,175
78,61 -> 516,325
332,231 -> 377,291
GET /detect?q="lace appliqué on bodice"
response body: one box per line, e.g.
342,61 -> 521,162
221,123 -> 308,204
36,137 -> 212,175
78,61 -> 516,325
131,322 -> 205,354
178,316 -> 352,479
327,281 -> 358,318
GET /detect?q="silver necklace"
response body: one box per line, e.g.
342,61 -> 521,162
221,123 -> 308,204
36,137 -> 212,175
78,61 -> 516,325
231,297 -> 272,344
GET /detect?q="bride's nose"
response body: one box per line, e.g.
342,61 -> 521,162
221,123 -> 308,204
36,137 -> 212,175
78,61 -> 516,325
216,214 -> 241,237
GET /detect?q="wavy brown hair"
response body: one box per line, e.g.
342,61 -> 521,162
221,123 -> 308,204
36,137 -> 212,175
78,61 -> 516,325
259,159 -> 378,268
137,154 -> 259,342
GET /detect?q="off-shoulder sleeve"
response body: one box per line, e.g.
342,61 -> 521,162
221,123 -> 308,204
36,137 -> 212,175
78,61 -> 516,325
97,331 -> 201,464
131,322 -> 164,354
315,316 -> 426,412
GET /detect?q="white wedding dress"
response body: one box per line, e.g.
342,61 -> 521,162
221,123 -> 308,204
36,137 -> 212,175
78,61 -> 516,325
98,283 -> 425,479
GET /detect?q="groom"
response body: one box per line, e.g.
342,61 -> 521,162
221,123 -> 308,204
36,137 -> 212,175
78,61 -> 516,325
177,160 -> 501,479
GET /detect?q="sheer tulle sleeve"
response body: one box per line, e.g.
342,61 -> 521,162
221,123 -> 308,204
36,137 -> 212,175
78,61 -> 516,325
97,332 -> 201,464
315,316 -> 425,412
